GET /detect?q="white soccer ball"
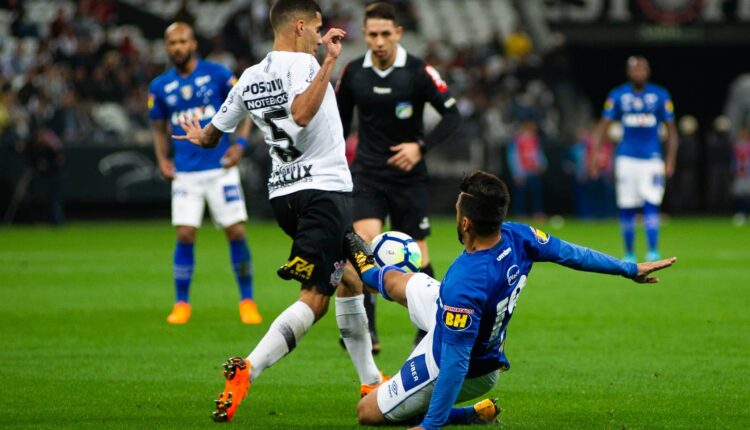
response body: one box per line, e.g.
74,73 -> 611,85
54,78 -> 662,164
370,231 -> 422,272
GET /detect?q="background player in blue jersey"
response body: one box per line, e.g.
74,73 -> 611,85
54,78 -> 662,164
355,171 -> 676,429
148,22 -> 261,325
590,56 -> 678,263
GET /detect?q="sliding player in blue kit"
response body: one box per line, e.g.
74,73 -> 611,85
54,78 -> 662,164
356,171 -> 676,429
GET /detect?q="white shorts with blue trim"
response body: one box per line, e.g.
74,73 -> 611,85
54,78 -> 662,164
615,156 -> 665,208
171,166 -> 248,228
376,273 -> 498,422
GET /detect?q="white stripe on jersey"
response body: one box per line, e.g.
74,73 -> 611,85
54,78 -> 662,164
212,51 -> 352,198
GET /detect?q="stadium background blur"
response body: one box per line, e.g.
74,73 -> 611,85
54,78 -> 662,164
2,0 -> 750,224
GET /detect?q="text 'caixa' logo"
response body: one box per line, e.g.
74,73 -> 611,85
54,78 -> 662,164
442,305 -> 474,331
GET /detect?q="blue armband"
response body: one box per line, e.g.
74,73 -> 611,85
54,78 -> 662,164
235,137 -> 248,149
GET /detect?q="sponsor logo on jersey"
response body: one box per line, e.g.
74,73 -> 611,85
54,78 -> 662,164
395,101 -> 413,119
496,247 -> 512,262
443,305 -> 475,314
665,99 -> 674,113
244,93 -> 289,110
443,309 -> 473,331
223,185 -> 241,203
170,105 -> 216,126
507,265 -> 520,285
268,162 -> 313,191
373,86 -> 392,95
164,80 -> 179,93
400,354 -> 429,391
166,95 -> 178,106
147,94 -> 155,110
195,75 -> 211,86
284,256 -> 315,281
604,98 -> 614,111
180,85 -> 193,100
622,113 -> 657,127
424,65 -> 448,93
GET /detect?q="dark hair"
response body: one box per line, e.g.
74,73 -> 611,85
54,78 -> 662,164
458,171 -> 510,236
365,2 -> 398,25
269,0 -> 322,31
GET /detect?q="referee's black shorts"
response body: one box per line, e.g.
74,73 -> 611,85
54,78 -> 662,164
352,173 -> 431,240
270,190 -> 352,296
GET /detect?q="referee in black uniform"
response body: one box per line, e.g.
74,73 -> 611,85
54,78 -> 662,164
336,2 -> 462,349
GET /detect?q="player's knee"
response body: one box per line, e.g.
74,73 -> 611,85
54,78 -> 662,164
176,227 -> 196,243
224,223 -> 246,241
357,396 -> 385,425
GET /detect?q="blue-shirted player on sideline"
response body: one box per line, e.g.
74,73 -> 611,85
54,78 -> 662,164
356,171 -> 676,429
149,22 -> 262,325
590,56 -> 678,263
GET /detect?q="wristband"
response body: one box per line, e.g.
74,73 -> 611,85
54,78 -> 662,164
235,137 -> 248,149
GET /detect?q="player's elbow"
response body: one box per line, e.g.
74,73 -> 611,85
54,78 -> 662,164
291,111 -> 311,127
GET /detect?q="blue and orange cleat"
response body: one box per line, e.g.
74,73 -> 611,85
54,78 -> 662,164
167,301 -> 191,324
472,397 -> 501,424
212,357 -> 251,422
239,299 -> 262,325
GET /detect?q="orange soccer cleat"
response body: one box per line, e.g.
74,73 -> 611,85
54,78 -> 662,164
360,371 -> 390,398
239,299 -> 262,325
472,397 -> 501,424
166,301 -> 191,324
212,357 -> 252,422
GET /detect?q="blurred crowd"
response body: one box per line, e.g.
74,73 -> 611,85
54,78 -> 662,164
1,0 -> 748,221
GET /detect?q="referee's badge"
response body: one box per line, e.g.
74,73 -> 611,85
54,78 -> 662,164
180,85 -> 193,100
395,101 -> 413,119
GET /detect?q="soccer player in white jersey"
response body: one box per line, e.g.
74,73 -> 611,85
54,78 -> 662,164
174,0 -> 384,422
590,56 -> 678,262
148,23 -> 261,325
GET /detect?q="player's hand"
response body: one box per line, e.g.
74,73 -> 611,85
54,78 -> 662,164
158,158 -> 175,180
322,28 -> 346,60
221,143 -> 244,167
633,257 -> 677,284
387,142 -> 422,172
172,114 -> 204,146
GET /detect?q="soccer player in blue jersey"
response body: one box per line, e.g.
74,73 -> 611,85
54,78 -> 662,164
590,56 -> 678,262
149,22 -> 261,325
356,171 -> 676,429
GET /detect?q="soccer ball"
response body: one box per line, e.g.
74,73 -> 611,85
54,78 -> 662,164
370,231 -> 422,272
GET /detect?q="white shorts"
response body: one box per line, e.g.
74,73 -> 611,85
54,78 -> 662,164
376,273 -> 498,422
171,167 -> 248,228
615,156 -> 665,208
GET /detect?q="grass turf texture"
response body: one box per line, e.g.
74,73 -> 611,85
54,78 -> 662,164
0,218 -> 748,429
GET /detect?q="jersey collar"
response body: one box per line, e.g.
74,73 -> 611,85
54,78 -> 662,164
363,44 -> 407,78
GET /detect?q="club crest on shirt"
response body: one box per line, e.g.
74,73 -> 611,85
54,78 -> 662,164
180,85 -> 193,100
395,101 -> 413,119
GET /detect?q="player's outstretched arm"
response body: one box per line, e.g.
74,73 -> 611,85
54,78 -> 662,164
632,257 -> 677,284
172,114 -> 224,148
291,28 -> 345,127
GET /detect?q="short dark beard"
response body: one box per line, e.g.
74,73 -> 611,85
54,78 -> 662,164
171,52 -> 192,72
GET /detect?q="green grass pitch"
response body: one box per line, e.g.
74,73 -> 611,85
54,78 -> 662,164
1,218 -> 748,429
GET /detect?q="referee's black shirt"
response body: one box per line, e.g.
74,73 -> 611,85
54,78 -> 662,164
336,46 -> 462,183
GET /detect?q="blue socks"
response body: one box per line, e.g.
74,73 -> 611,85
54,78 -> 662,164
643,202 -> 660,252
447,405 -> 479,424
173,242 -> 195,303
230,239 -> 254,300
619,208 -> 637,255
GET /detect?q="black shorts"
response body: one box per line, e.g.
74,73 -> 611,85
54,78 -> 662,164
352,174 -> 431,240
270,189 -> 353,296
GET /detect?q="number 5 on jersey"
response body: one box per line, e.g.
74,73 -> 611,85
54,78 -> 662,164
263,107 -> 302,163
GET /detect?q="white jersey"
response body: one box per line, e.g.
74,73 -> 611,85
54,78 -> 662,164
212,51 -> 353,199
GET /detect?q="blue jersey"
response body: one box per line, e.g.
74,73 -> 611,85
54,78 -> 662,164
148,60 -> 236,172
432,222 -> 638,378
602,83 -> 675,160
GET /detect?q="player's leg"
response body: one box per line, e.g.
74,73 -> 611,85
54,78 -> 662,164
641,158 -> 666,261
206,166 -> 261,323
353,173 -> 389,352
390,179 -> 433,345
615,156 -> 640,262
167,172 -> 205,324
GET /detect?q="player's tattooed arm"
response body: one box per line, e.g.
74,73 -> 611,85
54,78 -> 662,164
291,28 -> 345,127
151,119 -> 175,179
173,114 -> 224,148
